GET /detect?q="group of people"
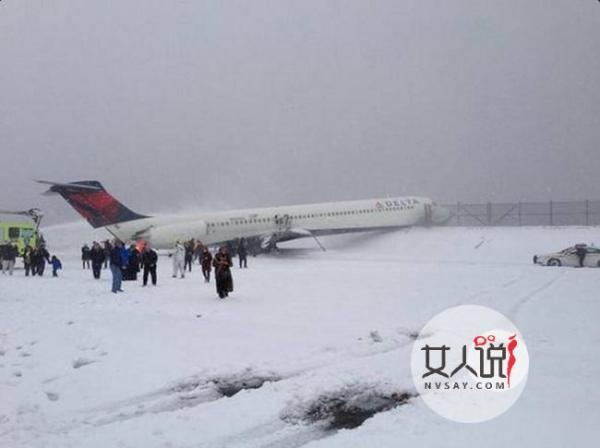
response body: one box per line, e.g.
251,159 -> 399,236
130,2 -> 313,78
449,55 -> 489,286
80,238 -> 244,299
0,241 -> 61,277
80,240 -> 159,292
3,234 -> 247,300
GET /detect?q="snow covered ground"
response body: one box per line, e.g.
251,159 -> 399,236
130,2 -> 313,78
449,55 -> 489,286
1,222 -> 598,447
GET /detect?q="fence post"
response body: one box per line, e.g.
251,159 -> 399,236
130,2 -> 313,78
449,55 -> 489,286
585,200 -> 589,226
549,201 -> 553,226
487,202 -> 492,225
518,202 -> 522,226
457,202 -> 460,225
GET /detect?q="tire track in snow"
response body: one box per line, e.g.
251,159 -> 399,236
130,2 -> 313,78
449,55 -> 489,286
509,269 -> 565,318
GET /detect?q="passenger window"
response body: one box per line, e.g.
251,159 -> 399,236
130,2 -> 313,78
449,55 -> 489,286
8,227 -> 20,239
21,229 -> 34,239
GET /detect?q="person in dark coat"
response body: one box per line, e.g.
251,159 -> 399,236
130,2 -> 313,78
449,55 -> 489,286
123,244 -> 140,281
89,241 -> 105,279
32,245 -> 50,276
23,246 -> 33,276
213,246 -> 233,298
81,244 -> 91,269
29,247 -> 38,276
575,244 -> 587,267
1,243 -> 18,275
194,242 -> 204,265
201,246 -> 212,282
238,238 -> 248,269
0,242 -> 8,273
141,243 -> 158,286
184,241 -> 194,272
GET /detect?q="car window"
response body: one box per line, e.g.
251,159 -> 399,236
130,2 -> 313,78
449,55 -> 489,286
586,247 -> 600,254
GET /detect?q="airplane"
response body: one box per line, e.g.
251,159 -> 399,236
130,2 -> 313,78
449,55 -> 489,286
38,180 -> 450,250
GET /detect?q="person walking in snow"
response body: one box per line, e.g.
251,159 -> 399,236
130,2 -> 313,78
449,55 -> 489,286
109,240 -> 125,293
201,246 -> 212,282
194,242 -> 204,265
213,246 -> 233,299
172,240 -> 186,278
141,243 -> 158,286
51,255 -> 62,277
32,244 -> 50,276
184,241 -> 194,272
237,238 -> 248,269
0,242 -> 7,273
124,243 -> 140,281
1,242 -> 18,275
575,243 -> 587,267
23,246 -> 33,276
81,244 -> 91,269
90,241 -> 105,279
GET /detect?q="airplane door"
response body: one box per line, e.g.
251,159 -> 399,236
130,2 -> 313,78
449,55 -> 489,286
274,214 -> 291,233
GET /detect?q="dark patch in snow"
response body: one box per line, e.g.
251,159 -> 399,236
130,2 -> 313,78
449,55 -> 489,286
0,349 -> 5,356
474,237 -> 487,249
45,391 -> 60,402
369,331 -> 383,343
169,372 -> 282,398
213,375 -> 280,397
282,386 -> 416,431
94,369 -> 282,426
396,327 -> 421,340
72,358 -> 97,369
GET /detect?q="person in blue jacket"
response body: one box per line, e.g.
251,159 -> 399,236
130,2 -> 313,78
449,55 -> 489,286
51,255 -> 62,277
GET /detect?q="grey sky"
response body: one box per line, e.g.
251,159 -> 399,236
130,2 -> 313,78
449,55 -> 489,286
1,0 -> 599,224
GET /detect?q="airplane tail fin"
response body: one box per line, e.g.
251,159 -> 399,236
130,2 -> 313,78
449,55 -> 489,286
38,180 -> 148,228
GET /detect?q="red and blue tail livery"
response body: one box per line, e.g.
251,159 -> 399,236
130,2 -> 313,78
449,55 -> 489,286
38,180 -> 148,228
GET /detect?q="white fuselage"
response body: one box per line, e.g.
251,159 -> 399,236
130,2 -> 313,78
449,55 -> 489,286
105,196 -> 449,249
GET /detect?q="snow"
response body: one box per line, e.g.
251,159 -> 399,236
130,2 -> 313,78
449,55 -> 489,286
1,222 -> 598,447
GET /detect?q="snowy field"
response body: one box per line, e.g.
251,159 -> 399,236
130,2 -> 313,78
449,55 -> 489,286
1,222 -> 599,447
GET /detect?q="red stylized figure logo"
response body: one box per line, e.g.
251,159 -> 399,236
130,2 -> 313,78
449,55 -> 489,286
507,334 -> 517,388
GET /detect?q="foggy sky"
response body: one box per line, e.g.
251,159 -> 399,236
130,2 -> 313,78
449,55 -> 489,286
1,0 -> 599,224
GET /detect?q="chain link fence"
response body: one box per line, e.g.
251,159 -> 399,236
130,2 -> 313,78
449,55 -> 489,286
441,201 -> 600,226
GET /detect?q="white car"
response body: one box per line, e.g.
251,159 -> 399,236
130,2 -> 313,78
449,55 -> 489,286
533,245 -> 600,267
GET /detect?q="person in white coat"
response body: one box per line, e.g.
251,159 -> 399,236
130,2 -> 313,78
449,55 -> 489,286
172,241 -> 186,278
